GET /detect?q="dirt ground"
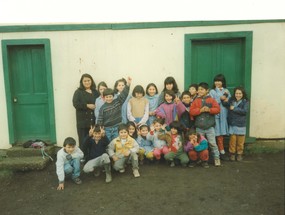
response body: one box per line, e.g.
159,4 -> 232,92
0,151 -> 284,215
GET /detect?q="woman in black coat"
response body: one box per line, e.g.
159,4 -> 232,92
73,73 -> 100,149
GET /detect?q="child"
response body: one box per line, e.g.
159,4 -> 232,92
188,83 -> 198,104
158,76 -> 181,105
210,74 -> 231,160
56,137 -> 84,190
145,83 -> 159,126
107,123 -> 140,177
180,91 -> 194,130
222,86 -> 249,161
136,124 -> 154,164
97,77 -> 132,142
95,81 -> 108,123
127,85 -> 149,126
114,78 -> 132,124
155,90 -> 186,128
147,118 -> 169,161
127,121 -> 138,139
190,82 -> 221,167
82,125 -> 112,183
164,121 -> 189,167
184,129 -> 209,168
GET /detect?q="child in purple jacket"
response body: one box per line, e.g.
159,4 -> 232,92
155,90 -> 185,129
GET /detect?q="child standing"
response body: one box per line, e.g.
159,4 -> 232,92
145,83 -> 159,126
223,87 -> 249,161
147,118 -> 169,161
97,77 -> 132,142
56,137 -> 84,190
127,85 -> 149,126
180,91 -> 194,130
190,82 -> 221,167
95,81 -> 108,123
107,124 -> 140,177
136,124 -> 154,164
82,125 -> 112,183
114,78 -> 131,124
209,74 -> 231,160
155,90 -> 186,128
184,129 -> 209,168
158,76 -> 181,105
188,83 -> 198,104
164,121 -> 189,167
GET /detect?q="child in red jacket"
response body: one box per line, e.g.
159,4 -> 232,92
190,82 -> 221,167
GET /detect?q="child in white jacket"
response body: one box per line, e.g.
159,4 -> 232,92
56,137 -> 84,190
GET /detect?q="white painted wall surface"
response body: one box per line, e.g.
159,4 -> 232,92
0,22 -> 284,148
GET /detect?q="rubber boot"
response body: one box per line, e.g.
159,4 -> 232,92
104,164 -> 112,183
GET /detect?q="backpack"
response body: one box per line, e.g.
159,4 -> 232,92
22,139 -> 53,161
194,98 -> 216,130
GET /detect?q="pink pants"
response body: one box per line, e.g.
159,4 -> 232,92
153,146 -> 169,160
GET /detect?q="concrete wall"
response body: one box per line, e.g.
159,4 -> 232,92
0,21 -> 284,148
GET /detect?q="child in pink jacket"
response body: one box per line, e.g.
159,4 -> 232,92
155,90 -> 186,129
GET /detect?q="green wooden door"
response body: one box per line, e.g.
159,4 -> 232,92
188,38 -> 244,93
8,45 -> 51,142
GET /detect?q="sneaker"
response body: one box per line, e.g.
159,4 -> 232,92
220,153 -> 230,161
214,158 -> 221,167
105,173 -> 112,183
230,154 -> 236,161
133,169 -> 140,177
188,162 -> 197,168
201,161 -> 209,168
73,177 -> 82,185
94,169 -> 101,177
119,168 -> 125,173
237,154 -> 243,162
170,161 -> 175,167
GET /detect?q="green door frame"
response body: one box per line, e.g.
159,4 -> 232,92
184,31 -> 255,141
1,39 -> 57,144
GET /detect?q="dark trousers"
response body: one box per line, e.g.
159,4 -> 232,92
77,127 -> 89,149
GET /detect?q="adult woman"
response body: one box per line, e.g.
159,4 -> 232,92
73,73 -> 99,148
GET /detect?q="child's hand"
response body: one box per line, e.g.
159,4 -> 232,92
123,150 -> 131,157
174,96 -> 180,104
127,77 -> 132,86
203,106 -> 210,112
89,125 -> 95,136
112,155 -> 119,161
57,183 -> 64,190
100,126 -> 105,136
230,105 -> 235,110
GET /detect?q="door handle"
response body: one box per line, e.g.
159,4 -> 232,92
13,97 -> 17,103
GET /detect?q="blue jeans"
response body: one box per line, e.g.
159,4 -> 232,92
105,125 -> 119,142
64,158 -> 81,179
196,127 -> 220,159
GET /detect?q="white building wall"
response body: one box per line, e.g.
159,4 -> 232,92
0,22 -> 284,148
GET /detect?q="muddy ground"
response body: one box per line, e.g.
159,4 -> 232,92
0,151 -> 284,215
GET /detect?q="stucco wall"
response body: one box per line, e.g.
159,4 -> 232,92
0,22 -> 284,148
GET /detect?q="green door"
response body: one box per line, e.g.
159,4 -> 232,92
184,32 -> 254,141
188,38 -> 244,93
6,44 -> 54,143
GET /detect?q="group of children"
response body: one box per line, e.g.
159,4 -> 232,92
58,74 -> 249,190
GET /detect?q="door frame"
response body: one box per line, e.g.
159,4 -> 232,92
1,39 -> 56,144
184,31 -> 255,141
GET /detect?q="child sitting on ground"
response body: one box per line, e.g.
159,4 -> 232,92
147,118 -> 169,161
164,121 -> 189,167
107,123 -> 140,177
136,124 -> 154,164
56,137 -> 84,190
184,129 -> 209,168
82,125 -> 112,183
